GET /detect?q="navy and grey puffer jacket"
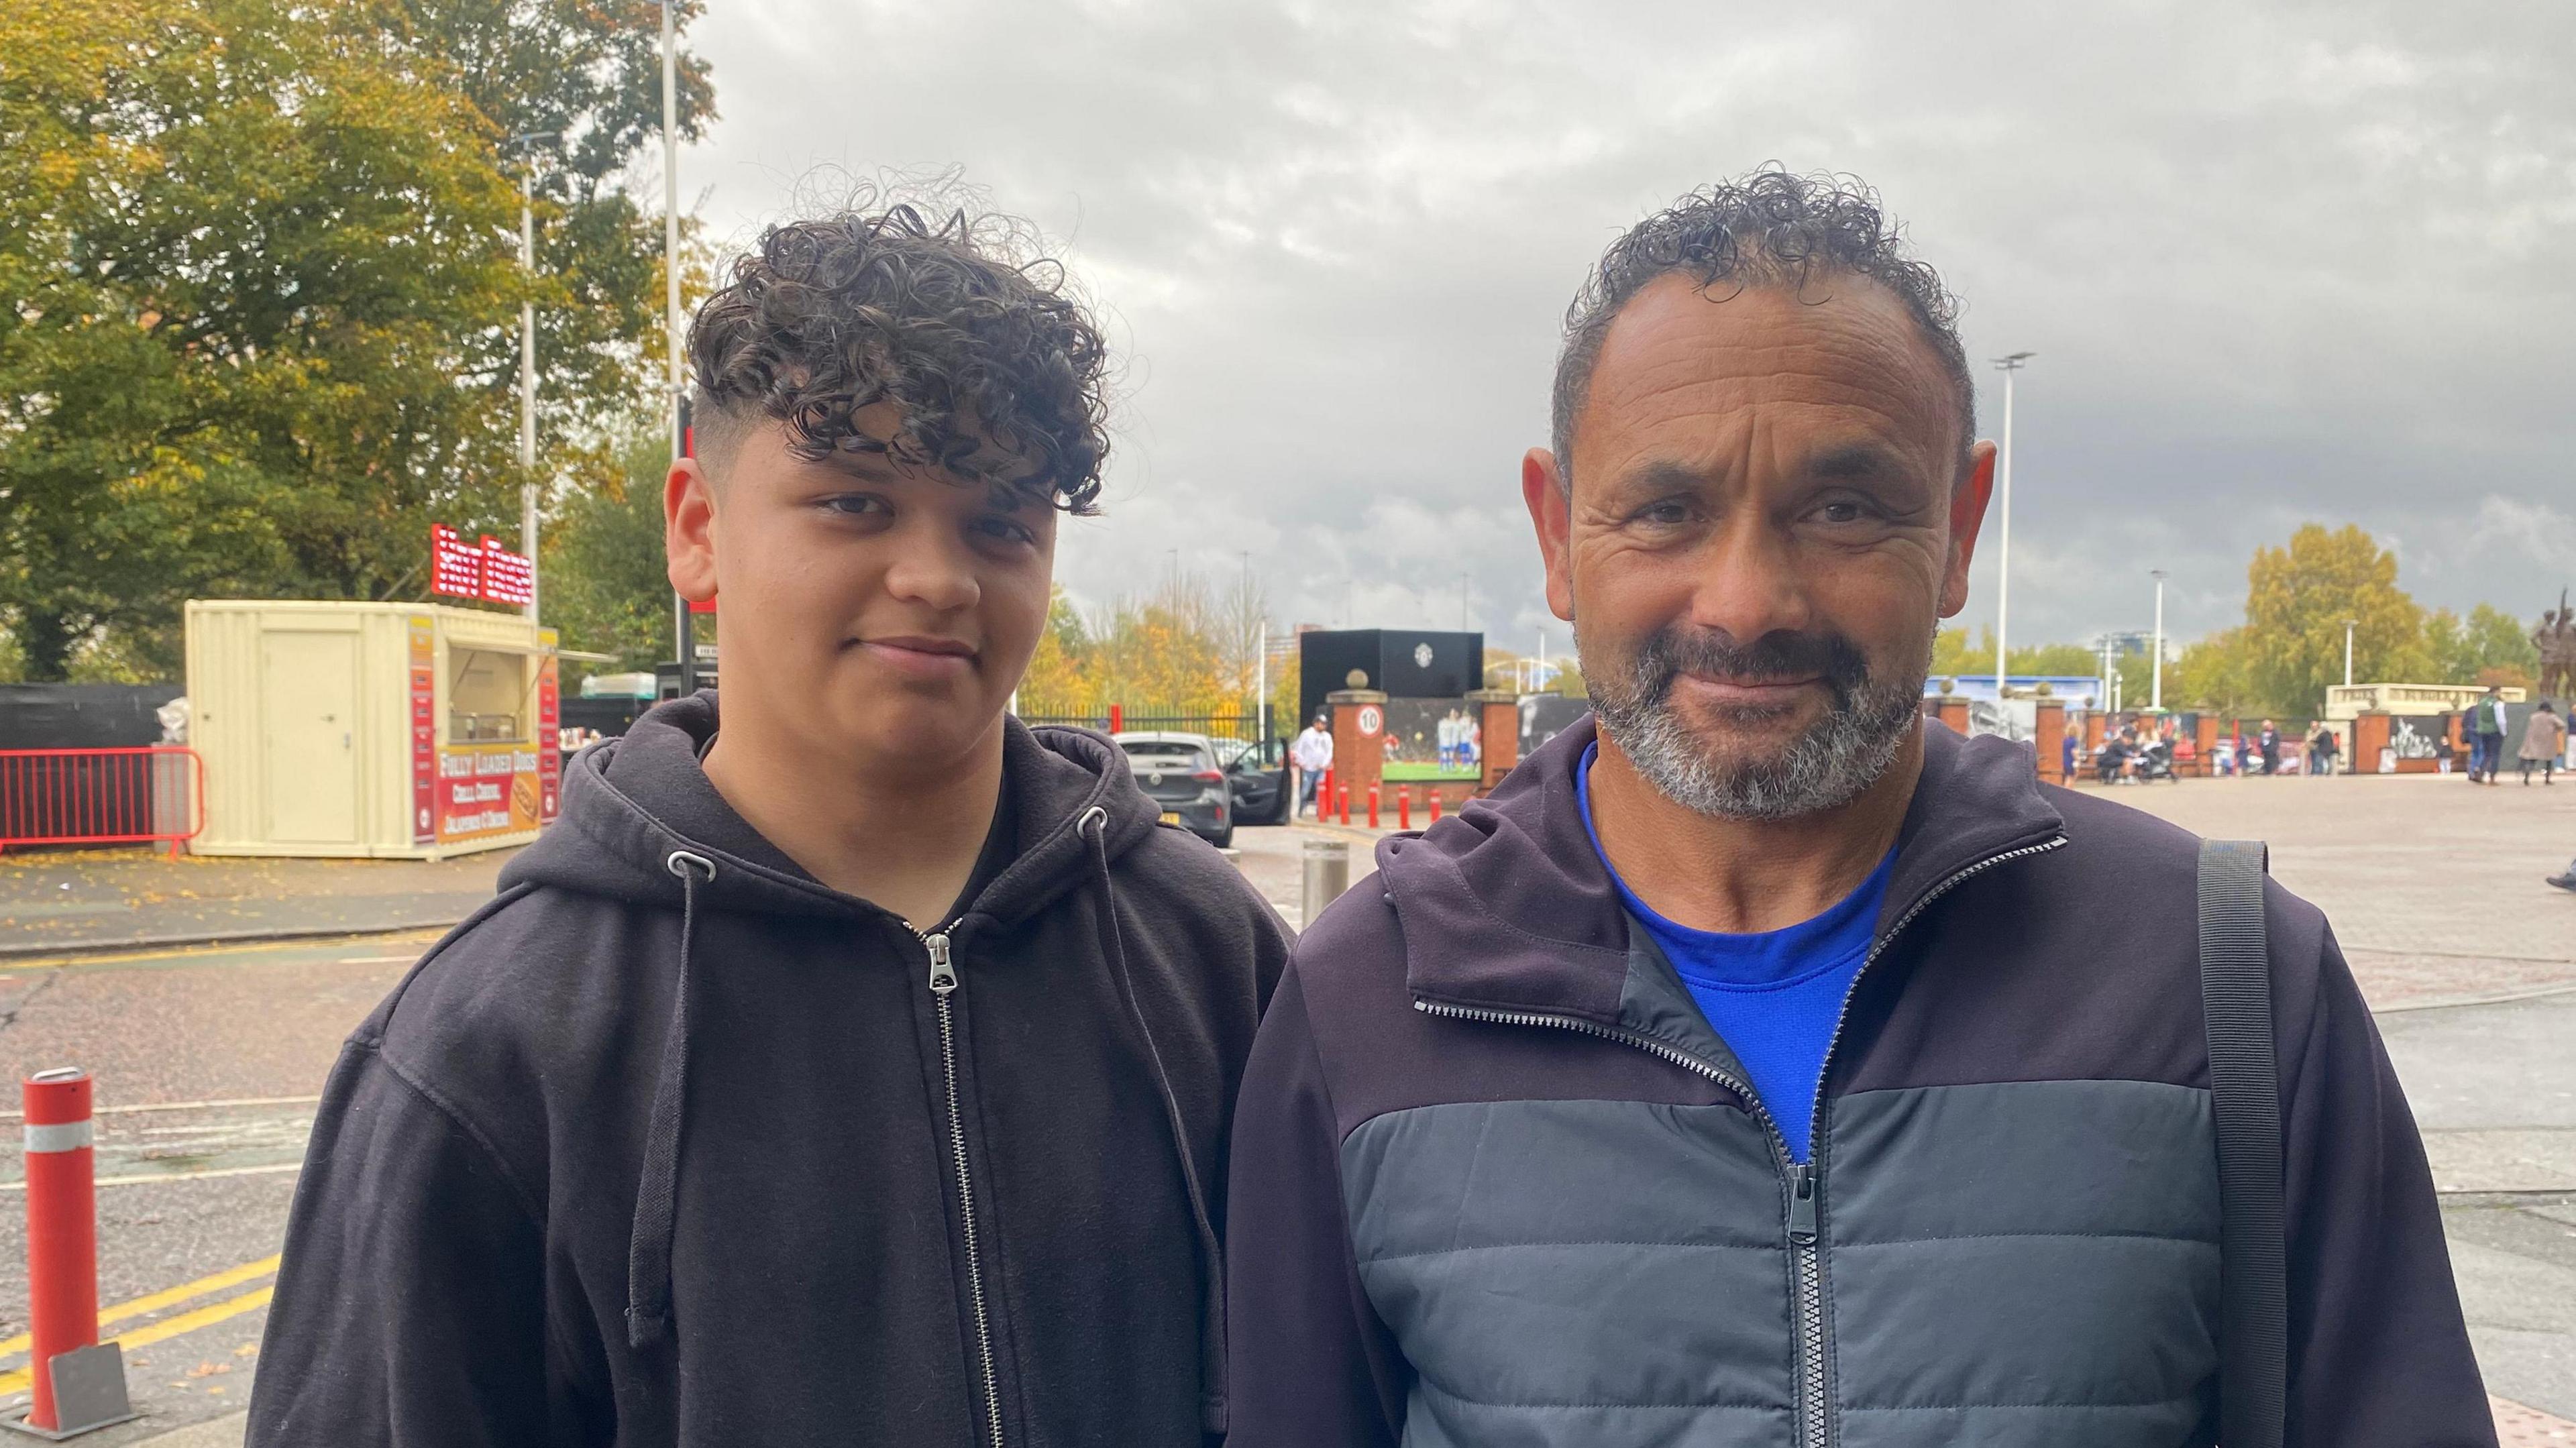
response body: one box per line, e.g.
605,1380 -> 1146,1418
1225,718 -> 2493,1448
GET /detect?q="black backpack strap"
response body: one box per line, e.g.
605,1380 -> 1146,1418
2198,838 -> 2287,1448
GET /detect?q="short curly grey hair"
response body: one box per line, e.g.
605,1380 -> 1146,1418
1550,166 -> 1974,487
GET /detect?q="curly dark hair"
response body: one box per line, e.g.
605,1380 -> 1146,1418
688,199 -> 1112,512
1550,166 -> 1973,483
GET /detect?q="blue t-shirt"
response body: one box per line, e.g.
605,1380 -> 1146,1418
1578,747 -> 1894,1162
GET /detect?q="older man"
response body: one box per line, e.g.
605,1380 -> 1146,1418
1224,170 -> 2489,1447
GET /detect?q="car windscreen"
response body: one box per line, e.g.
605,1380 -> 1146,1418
1120,743 -> 1208,771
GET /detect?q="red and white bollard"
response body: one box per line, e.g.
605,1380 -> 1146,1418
1397,787 -> 1411,830
1366,784 -> 1381,830
15,1068 -> 133,1439
1428,791 -> 1442,824
1336,784 -> 1350,826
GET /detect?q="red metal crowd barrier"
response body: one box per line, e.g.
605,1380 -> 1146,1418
0,748 -> 204,858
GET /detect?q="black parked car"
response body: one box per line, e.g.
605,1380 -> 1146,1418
1114,733 -> 1234,848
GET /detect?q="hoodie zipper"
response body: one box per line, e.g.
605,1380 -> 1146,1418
923,925 -> 1006,1448
1411,832 -> 2065,1448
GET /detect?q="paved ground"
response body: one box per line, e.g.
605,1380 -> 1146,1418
2,771 -> 2567,1440
0,848 -> 513,956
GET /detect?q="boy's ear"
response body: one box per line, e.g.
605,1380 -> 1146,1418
665,457 -> 718,604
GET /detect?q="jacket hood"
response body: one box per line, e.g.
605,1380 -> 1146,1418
1374,714 -> 2066,1023
502,691 -> 1163,926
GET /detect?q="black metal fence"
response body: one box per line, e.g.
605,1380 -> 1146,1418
1017,707 -> 1277,744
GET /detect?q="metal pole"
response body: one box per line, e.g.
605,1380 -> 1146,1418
661,0 -> 692,695
1301,838 -> 1350,928
1991,352 -> 2033,694
2343,619 -> 2357,688
1258,620 -> 1269,742
520,160 -> 539,622
2150,569 -> 2166,712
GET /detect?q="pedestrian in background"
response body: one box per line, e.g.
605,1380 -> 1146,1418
2308,721 -> 2339,779
2519,700 -> 2564,785
1292,712 -> 1334,818
2469,686 -> 2509,785
2257,718 -> 2282,775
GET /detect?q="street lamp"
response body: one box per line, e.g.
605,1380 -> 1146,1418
661,0 -> 694,694
1992,352 -> 2035,694
2149,569 -> 2167,712
511,131 -> 558,622
2343,618 -> 2358,689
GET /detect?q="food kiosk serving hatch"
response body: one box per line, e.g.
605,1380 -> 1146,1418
184,600 -> 561,857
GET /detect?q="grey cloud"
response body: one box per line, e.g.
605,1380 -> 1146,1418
681,0 -> 2576,655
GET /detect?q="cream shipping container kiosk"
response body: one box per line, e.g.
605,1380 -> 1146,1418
185,600 -> 561,857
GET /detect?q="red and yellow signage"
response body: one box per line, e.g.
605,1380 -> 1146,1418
435,745 -> 544,843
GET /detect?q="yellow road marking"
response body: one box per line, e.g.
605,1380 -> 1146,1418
0,1286 -> 274,1396
0,1255 -> 281,1360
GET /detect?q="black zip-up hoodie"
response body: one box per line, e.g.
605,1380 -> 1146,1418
250,695 -> 1289,1447
1226,717 -> 2491,1447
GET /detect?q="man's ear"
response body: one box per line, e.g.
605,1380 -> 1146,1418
1521,448 -> 1575,623
665,457 -> 719,605
1937,440 -> 1998,619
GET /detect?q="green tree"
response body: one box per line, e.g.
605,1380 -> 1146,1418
2241,524 -> 2427,716
1931,626 -> 2102,684
0,0 -> 710,679
2422,604 -> 2538,689
541,430 -> 672,673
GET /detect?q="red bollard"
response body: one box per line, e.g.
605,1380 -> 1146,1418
1108,703 -> 1124,734
1398,787 -> 1412,830
1336,784 -> 1350,826
23,1067 -> 114,1434
1367,784 -> 1381,829
1428,791 -> 1442,824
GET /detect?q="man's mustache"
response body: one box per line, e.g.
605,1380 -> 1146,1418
1628,626 -> 1872,709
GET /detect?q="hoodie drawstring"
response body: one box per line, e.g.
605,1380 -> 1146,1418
1079,805 -> 1230,1437
629,848 -> 715,1349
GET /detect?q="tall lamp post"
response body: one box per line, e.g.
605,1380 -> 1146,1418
2149,569 -> 2167,712
513,131 -> 556,622
661,0 -> 695,694
2343,618 -> 2358,688
1991,351 -> 2035,694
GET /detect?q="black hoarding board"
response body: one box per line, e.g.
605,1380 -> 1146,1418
1297,629 -> 1485,726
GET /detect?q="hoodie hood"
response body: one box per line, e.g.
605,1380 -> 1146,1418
1374,714 -> 2066,1025
502,691 -> 1163,926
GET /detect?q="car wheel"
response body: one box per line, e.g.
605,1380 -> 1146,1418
1210,822 -> 1234,850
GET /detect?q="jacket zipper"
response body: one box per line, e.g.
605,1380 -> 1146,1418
924,926 -> 1006,1448
1412,832 -> 2065,1448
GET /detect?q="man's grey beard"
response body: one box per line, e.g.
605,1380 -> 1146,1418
1579,620 -> 1927,821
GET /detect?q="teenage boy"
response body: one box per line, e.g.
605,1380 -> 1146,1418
251,204 -> 1289,1447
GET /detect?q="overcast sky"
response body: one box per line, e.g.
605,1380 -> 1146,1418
674,0 -> 2575,659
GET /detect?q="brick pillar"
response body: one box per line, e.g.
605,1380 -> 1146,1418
2033,695 -> 2065,785
2085,711 -> 2107,757
2192,716 -> 2219,777
1328,689 -> 1388,815
2351,712 -> 2392,773
1468,689 -> 1517,795
1935,691 -> 1970,736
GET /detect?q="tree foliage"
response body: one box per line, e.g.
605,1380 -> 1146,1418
2241,524 -> 2429,713
0,0 -> 710,679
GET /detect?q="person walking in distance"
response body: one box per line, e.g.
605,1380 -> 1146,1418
1293,712 -> 1334,819
2469,686 -> 2509,785
2257,718 -> 2282,776
252,198 -> 1287,1448
2307,720 -> 2339,779
2519,700 -> 2564,785
1224,168 -> 2490,1448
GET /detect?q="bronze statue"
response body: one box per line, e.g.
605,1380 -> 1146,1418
2537,590 -> 2576,701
